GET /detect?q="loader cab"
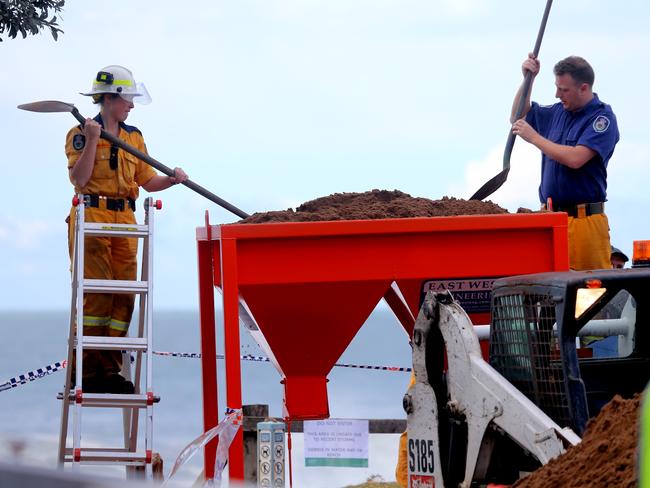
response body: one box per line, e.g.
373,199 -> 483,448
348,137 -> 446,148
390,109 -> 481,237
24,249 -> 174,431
489,268 -> 650,435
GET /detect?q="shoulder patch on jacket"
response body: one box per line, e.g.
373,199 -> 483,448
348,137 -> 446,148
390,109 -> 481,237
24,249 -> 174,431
72,133 -> 86,150
593,115 -> 610,133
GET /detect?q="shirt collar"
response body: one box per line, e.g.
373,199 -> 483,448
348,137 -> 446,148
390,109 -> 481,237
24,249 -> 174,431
570,93 -> 602,116
94,112 -> 127,132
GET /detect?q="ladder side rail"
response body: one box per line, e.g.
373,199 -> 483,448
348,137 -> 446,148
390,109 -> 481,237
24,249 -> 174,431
72,195 -> 87,468
144,198 -> 156,476
58,203 -> 81,465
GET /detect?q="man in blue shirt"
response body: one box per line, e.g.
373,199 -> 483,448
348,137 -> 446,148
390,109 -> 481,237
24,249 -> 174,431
511,54 -> 619,270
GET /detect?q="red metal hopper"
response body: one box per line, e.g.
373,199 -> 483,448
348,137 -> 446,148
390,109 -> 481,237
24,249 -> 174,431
196,212 -> 569,480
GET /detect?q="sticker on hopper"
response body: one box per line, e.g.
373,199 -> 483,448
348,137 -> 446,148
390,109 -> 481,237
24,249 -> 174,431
420,277 -> 501,313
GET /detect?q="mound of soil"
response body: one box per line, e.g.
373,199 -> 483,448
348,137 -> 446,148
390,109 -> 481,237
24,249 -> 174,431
514,395 -> 641,488
238,190 -> 508,224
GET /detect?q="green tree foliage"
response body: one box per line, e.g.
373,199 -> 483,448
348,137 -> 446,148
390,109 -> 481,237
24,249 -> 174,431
0,0 -> 65,42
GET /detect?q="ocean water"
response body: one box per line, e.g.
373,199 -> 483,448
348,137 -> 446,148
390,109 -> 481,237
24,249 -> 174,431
0,306 -> 412,487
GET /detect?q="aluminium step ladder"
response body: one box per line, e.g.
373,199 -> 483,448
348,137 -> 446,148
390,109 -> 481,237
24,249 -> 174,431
57,194 -> 162,479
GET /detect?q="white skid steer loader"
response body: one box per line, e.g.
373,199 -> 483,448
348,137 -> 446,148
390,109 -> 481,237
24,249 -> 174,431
404,291 -> 580,488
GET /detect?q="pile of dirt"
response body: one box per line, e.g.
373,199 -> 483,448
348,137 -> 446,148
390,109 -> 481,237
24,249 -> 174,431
514,394 -> 641,488
516,207 -> 535,214
238,190 -> 509,224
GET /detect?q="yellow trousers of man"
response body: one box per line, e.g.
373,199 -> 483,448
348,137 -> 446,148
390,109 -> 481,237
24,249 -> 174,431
394,213 -> 611,486
567,213 -> 611,271
68,203 -> 138,379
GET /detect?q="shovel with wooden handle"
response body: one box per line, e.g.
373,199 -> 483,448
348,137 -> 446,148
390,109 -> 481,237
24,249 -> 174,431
469,0 -> 553,201
17,100 -> 250,219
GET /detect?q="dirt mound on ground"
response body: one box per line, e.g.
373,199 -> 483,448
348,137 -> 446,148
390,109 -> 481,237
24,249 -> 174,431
514,394 -> 641,488
238,190 -> 508,223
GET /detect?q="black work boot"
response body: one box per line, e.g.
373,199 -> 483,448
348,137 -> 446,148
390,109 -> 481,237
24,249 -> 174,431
103,373 -> 135,394
71,375 -> 106,393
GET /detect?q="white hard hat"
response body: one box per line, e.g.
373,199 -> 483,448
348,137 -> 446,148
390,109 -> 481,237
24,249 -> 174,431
81,65 -> 151,104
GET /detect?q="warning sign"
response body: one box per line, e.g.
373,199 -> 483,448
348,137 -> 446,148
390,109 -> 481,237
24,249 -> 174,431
304,419 -> 369,468
420,277 -> 501,313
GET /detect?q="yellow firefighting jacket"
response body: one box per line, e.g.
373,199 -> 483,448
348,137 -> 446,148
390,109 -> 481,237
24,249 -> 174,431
66,113 -> 156,200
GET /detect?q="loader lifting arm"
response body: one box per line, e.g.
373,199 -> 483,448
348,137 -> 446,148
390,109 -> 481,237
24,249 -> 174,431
404,291 -> 580,488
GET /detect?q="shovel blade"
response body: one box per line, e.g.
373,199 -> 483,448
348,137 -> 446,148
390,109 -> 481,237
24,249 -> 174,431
17,100 -> 75,113
469,168 -> 510,201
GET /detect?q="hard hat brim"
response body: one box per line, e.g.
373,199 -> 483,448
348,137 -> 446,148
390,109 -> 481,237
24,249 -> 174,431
80,91 -> 143,97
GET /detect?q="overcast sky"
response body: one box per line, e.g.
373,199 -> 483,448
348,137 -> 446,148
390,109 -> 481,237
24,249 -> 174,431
1,0 -> 649,310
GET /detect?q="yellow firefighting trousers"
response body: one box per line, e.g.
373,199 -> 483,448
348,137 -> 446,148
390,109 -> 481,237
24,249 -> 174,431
68,202 -> 138,379
568,213 -> 611,271
396,373 -> 416,487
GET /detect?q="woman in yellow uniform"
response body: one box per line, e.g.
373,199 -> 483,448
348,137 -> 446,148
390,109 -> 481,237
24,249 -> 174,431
66,65 -> 187,393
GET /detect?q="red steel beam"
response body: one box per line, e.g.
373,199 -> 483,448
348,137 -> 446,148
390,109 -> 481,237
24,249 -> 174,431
197,238 -> 218,480
221,238 -> 245,480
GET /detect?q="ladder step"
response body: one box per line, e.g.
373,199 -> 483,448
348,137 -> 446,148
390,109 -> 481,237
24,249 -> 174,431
64,448 -> 151,465
78,336 -> 148,351
83,279 -> 148,294
57,392 -> 160,408
66,447 -> 130,453
83,222 -> 149,238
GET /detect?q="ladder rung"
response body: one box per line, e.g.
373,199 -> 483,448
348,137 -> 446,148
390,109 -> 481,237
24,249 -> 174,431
66,447 -> 130,454
64,448 -> 150,465
83,279 -> 148,294
83,222 -> 149,238
58,392 -> 160,408
78,336 -> 148,351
